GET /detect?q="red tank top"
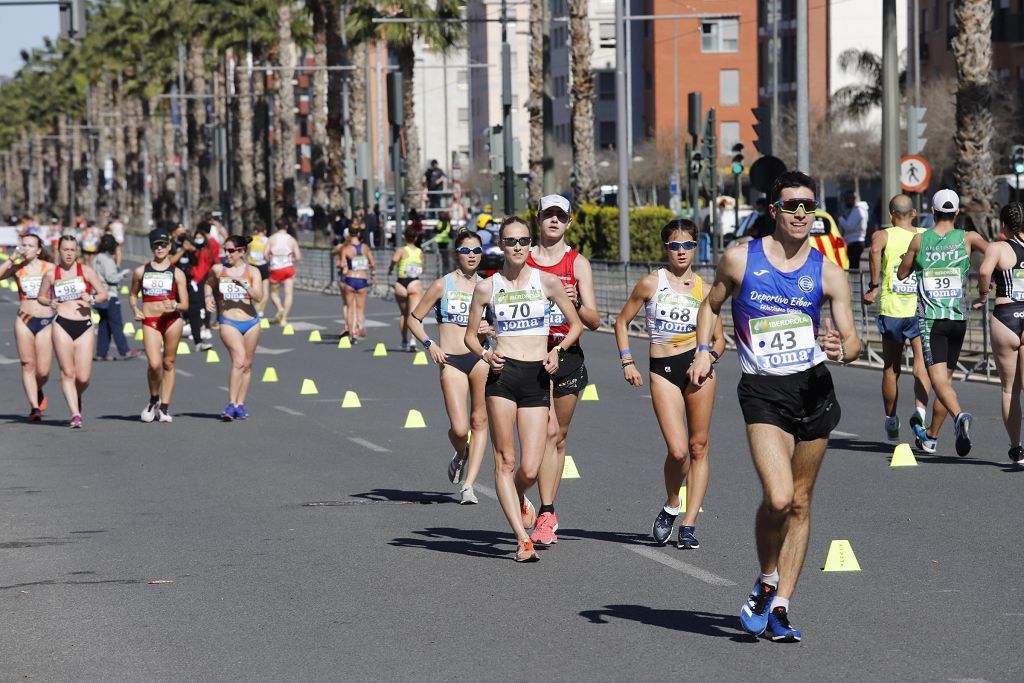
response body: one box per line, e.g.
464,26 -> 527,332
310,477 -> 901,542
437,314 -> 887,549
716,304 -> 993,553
141,262 -> 178,303
526,245 -> 578,346
52,262 -> 91,302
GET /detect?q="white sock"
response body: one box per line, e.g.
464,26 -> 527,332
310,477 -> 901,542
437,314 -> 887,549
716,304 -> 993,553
759,569 -> 779,587
663,502 -> 681,516
915,406 -> 926,420
773,596 -> 790,612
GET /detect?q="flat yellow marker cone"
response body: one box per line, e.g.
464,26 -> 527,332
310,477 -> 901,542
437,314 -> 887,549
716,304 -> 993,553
413,350 -> 428,365
123,322 -> 135,335
282,324 -> 295,336
206,349 -> 220,364
373,343 -> 387,357
403,409 -> 426,428
341,390 -> 361,408
580,384 -> 599,401
119,285 -> 129,295
308,330 -> 322,342
134,328 -> 144,341
262,367 -> 278,382
677,486 -> 704,513
300,378 -> 319,395
890,443 -> 917,467
338,336 -> 352,349
259,317 -> 270,329
90,312 -> 100,325
822,539 -> 861,572
562,455 -> 581,479
176,341 -> 190,355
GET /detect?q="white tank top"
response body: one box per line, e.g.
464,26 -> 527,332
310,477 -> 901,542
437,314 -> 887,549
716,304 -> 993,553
268,234 -> 293,270
488,268 -> 551,338
644,269 -> 703,345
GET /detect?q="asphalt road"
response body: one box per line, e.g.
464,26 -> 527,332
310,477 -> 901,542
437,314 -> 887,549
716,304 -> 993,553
0,283 -> 1021,682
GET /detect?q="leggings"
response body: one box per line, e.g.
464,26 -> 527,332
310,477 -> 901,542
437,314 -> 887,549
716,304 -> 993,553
187,280 -> 207,345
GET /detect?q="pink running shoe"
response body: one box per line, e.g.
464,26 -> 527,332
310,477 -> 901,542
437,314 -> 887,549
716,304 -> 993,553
520,496 -> 536,530
69,414 -> 82,429
530,512 -> 559,547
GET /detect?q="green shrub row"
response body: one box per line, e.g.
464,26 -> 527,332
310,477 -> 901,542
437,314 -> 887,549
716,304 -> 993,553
525,204 -> 678,262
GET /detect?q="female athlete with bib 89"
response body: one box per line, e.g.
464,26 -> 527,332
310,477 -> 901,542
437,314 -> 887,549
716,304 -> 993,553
614,219 -> 725,549
408,230 -> 490,504
36,236 -> 109,428
464,217 -> 584,562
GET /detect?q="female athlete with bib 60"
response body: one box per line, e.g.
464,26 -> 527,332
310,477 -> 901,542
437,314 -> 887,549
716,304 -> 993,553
337,226 -> 376,340
265,217 -> 301,325
464,217 -> 584,562
205,234 -> 264,421
129,228 -> 189,423
0,233 -> 54,420
36,236 -> 109,428
615,219 -> 726,549
408,230 -> 490,504
389,228 -> 425,351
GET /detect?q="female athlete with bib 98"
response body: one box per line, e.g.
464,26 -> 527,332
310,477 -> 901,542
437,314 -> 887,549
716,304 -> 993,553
205,235 -> 264,421
0,233 -> 54,420
36,236 -> 109,428
614,219 -> 726,549
464,217 -> 583,562
408,230 -> 490,504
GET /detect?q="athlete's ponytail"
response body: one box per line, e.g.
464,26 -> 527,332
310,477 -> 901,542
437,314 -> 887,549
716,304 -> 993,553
1000,202 -> 1024,236
225,234 -> 253,249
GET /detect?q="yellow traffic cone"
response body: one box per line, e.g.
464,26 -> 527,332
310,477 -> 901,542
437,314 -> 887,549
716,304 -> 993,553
123,321 -> 135,335
413,350 -> 428,365
259,317 -> 270,329
90,312 -> 100,325
562,455 -> 581,479
822,540 -> 861,572
580,384 -> 599,401
338,336 -> 352,349
176,341 -> 190,355
134,328 -> 143,341
300,378 -> 318,395
677,486 -> 704,513
308,330 -> 322,342
119,285 -> 129,295
282,324 -> 295,336
403,409 -> 426,428
341,390 -> 361,408
262,367 -> 278,382
206,349 -> 220,363
373,343 -> 387,357
890,443 -> 917,467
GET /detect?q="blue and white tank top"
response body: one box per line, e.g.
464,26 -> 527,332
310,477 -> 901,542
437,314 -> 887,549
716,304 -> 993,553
732,239 -> 827,376
488,268 -> 551,338
435,272 -> 479,326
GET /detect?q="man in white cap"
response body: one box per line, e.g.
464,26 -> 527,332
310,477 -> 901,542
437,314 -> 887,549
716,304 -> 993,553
897,188 -> 988,456
524,194 -> 601,547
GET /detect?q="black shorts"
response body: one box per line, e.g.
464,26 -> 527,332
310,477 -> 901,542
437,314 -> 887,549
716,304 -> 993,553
920,318 -> 967,369
993,302 -> 1024,337
256,263 -> 270,281
486,358 -> 551,408
649,348 -> 696,392
551,345 -> 588,397
737,363 -> 841,442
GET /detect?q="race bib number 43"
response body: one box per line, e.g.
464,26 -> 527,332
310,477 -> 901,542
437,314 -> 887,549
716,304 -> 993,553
494,289 -> 546,334
654,292 -> 700,334
749,313 -> 816,371
922,268 -> 963,299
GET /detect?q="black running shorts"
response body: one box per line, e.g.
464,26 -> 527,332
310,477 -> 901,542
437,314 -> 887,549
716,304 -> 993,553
737,363 -> 841,442
649,348 -> 696,393
920,318 -> 967,369
551,345 -> 588,397
486,358 -> 551,408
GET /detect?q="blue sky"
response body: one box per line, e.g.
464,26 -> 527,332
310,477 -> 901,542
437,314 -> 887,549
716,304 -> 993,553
0,5 -> 58,79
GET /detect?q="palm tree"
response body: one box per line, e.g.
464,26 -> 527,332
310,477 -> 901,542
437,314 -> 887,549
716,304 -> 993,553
527,0 -> 544,200
567,0 -> 597,202
952,0 -> 995,232
831,48 -> 906,121
275,2 -> 298,216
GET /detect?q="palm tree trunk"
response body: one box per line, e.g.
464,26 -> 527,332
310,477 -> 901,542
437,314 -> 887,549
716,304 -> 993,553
325,10 -> 346,209
113,77 -> 127,217
96,76 -> 112,212
71,118 -> 83,216
254,66 -> 269,219
568,0 -> 597,203
310,0 -> 330,211
398,44 -> 420,206
952,0 -> 995,234
237,48 -> 257,227
275,3 -> 298,214
30,131 -> 44,214
188,35 -> 210,218
527,0 -> 544,200
163,103 -> 179,221
57,117 -> 69,219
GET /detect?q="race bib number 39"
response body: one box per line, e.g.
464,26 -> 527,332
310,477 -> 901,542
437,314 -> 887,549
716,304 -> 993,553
54,276 -> 86,303
494,289 -> 546,334
749,313 -> 816,371
445,291 -> 472,324
891,266 -> 917,295
654,292 -> 700,334
922,268 -> 962,299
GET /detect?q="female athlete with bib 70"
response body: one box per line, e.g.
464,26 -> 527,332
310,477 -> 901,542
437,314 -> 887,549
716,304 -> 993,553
464,217 -> 584,562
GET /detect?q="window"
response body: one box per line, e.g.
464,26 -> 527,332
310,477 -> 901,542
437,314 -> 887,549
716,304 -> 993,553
720,69 -> 739,105
599,72 -> 615,100
947,2 -> 955,28
600,121 -> 616,148
457,71 -> 467,88
458,107 -> 468,123
599,22 -> 615,49
719,121 -> 741,157
701,17 -> 739,53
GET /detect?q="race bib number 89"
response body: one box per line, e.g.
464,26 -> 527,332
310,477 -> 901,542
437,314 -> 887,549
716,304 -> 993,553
922,268 -> 962,299
749,313 -> 816,371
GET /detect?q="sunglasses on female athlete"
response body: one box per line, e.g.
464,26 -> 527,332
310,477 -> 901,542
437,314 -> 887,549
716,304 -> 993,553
224,247 -> 246,254
774,198 -> 818,214
665,240 -> 697,251
455,246 -> 483,254
501,237 -> 531,247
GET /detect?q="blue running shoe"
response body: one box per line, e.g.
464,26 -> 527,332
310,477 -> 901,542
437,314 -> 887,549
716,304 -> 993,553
766,606 -> 801,642
912,423 -> 937,454
884,415 -> 899,442
234,404 -> 249,420
954,412 -> 973,457
739,580 -> 776,636
651,508 -> 677,546
221,403 -> 235,421
677,525 -> 700,549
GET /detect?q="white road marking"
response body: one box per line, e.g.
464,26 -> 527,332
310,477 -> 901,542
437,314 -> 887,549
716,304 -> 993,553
0,355 -> 20,365
218,386 -> 229,392
831,430 -> 859,439
273,405 -> 304,416
348,437 -> 390,453
627,546 -> 737,586
275,321 -> 324,332
256,346 -> 293,355
473,484 -> 498,500
176,369 -> 194,377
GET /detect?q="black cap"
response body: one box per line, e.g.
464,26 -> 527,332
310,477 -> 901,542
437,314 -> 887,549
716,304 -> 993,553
149,227 -> 171,246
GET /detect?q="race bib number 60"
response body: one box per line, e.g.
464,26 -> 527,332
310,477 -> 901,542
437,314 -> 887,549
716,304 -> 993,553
749,313 -> 816,371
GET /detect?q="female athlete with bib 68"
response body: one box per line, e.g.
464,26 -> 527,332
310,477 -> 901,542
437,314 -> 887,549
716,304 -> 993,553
464,216 -> 583,562
615,219 -> 725,549
36,236 -> 109,428
205,234 -> 264,421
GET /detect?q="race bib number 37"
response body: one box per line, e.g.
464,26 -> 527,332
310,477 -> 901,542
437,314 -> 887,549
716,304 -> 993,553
749,313 -> 816,371
922,268 -> 962,299
494,289 -> 546,334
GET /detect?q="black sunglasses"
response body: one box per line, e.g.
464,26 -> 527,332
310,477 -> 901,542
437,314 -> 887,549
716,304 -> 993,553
456,246 -> 483,254
501,237 -> 531,247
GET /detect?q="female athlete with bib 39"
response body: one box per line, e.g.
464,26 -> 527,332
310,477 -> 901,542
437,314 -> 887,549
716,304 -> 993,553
464,216 -> 583,562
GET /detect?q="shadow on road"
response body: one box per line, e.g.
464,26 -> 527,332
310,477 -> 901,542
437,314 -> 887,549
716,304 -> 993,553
352,489 -> 458,505
914,454 -> 1023,472
555,528 -> 652,546
389,526 -> 514,559
829,438 -> 894,455
96,414 -> 148,422
579,604 -> 754,642
0,414 -> 65,427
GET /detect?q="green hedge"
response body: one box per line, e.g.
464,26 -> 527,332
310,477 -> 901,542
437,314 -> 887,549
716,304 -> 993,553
561,204 -> 676,262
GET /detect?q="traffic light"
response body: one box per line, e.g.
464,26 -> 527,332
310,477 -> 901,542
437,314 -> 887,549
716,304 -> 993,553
908,106 -> 928,155
731,143 -> 745,175
689,151 -> 703,180
752,106 -> 772,156
1012,145 -> 1024,175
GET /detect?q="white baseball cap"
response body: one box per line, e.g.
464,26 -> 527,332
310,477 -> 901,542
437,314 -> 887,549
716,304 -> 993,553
932,188 -> 960,212
538,194 -> 571,214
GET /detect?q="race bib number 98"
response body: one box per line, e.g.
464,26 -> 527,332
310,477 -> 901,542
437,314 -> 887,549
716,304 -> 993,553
54,276 -> 86,303
749,313 -> 816,371
922,268 -> 962,299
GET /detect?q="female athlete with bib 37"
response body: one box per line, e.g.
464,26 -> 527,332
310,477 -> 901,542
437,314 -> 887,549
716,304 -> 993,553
464,216 -> 583,562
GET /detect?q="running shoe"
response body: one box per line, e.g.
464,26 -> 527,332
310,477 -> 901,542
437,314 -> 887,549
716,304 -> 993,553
124,349 -> 141,359
183,324 -> 192,337
515,538 -> 540,563
234,405 -> 249,420
912,423 -> 937,454
520,496 -> 537,530
69,414 -> 82,429
447,450 -> 466,484
200,327 -> 213,340
909,410 -> 925,431
739,579 -> 776,636
157,408 -> 173,423
221,403 -> 236,421
38,391 -> 46,412
459,484 -> 478,505
99,355 -> 113,362
677,525 -> 700,549
651,508 -> 677,546
765,606 -> 802,642
28,408 -> 41,422
140,401 -> 158,423
530,512 -> 559,547
1009,445 -> 1024,465
196,342 -> 213,352
884,415 -> 900,442
954,412 -> 973,457
400,340 -> 410,352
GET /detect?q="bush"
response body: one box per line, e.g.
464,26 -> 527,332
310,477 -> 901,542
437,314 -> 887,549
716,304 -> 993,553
567,204 -> 677,262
